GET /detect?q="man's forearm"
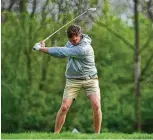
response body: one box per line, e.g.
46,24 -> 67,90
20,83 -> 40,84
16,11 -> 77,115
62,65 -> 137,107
39,47 -> 49,53
39,47 -> 67,58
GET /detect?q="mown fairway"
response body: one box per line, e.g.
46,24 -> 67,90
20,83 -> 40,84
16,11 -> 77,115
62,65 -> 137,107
2,132 -> 153,139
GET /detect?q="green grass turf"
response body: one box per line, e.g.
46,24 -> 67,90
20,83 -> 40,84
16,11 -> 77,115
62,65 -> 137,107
1,132 -> 153,139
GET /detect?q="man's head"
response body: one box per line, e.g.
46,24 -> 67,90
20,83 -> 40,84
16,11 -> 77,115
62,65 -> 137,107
67,24 -> 82,45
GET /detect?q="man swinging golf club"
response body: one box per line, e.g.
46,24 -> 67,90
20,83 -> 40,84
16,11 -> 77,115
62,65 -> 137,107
33,24 -> 102,134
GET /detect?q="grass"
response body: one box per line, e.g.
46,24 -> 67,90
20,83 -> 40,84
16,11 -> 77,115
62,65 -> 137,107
1,132 -> 153,139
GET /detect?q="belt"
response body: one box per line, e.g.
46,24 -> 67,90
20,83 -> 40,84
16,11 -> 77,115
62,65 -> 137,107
68,74 -> 98,80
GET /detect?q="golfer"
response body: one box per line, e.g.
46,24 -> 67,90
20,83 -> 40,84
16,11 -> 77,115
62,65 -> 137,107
33,24 -> 102,134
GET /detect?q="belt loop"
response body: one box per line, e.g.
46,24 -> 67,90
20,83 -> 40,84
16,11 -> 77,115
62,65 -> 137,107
89,75 -> 92,80
90,74 -> 97,79
86,76 -> 90,80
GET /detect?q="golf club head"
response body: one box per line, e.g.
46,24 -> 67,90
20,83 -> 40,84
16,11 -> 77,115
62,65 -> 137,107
87,8 -> 97,23
88,8 -> 96,12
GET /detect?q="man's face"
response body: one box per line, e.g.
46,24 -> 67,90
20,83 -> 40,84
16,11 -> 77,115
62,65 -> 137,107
69,34 -> 82,45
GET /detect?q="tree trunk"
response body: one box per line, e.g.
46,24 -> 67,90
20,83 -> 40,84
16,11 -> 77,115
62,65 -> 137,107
134,0 -> 141,132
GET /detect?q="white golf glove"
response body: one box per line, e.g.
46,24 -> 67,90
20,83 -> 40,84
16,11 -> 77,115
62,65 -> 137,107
33,41 -> 45,51
33,43 -> 41,51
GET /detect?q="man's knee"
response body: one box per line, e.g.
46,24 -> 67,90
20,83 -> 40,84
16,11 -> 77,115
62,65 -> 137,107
92,102 -> 101,113
59,104 -> 70,114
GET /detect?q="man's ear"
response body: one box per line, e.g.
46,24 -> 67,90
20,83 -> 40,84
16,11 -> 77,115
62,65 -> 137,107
80,34 -> 83,39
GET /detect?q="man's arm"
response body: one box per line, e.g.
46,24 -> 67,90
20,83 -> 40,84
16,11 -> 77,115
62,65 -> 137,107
39,47 -> 67,58
33,42 -> 85,58
39,47 -> 49,53
47,47 -> 85,58
33,42 -> 66,58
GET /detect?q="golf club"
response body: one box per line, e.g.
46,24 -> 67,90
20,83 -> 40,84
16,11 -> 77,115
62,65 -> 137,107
43,8 -> 96,42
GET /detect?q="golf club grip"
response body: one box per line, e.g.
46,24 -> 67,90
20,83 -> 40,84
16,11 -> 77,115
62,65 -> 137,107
43,38 -> 48,43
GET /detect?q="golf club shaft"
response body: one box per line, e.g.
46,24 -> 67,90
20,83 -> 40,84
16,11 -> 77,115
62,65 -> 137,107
43,10 -> 88,42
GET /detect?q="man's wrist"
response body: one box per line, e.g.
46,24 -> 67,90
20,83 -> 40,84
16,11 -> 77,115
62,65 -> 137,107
39,47 -> 49,53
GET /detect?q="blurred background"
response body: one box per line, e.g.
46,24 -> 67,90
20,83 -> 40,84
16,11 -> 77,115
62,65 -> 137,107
1,0 -> 153,133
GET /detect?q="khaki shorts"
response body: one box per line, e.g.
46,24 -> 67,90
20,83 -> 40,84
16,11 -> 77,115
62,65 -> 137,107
63,78 -> 101,100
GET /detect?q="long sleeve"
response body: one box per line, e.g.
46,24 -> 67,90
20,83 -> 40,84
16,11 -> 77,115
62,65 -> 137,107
48,46 -> 85,58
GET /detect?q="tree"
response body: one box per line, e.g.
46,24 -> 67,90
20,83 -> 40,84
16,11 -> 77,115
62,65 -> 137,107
134,0 -> 141,132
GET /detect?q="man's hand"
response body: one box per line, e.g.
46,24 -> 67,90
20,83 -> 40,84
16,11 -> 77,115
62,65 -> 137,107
33,41 -> 45,51
33,41 -> 49,53
40,41 -> 45,47
33,43 -> 41,51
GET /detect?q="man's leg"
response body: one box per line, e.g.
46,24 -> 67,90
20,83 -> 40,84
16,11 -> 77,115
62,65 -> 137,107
88,93 -> 102,133
55,98 -> 73,133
